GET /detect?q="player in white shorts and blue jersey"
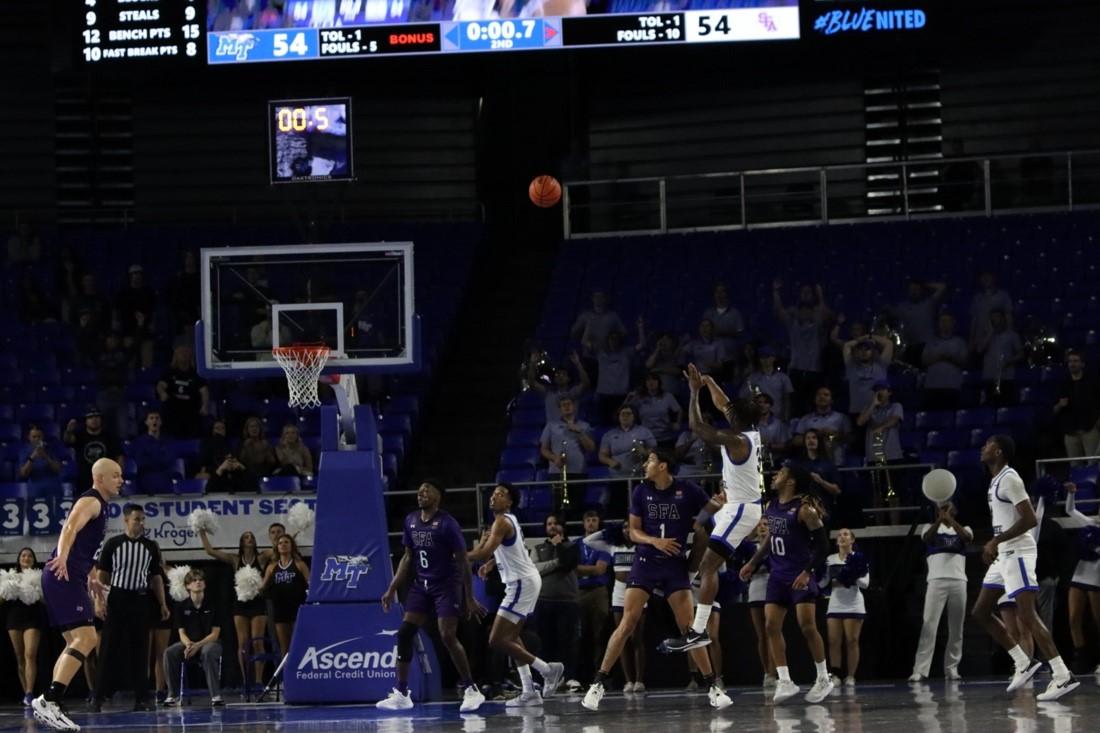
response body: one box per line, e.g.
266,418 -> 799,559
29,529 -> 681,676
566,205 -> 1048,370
467,483 -> 565,706
664,364 -> 764,653
969,435 -> 1078,700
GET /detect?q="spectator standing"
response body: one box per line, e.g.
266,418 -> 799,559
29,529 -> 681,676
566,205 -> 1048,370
238,416 -> 277,478
56,246 -> 85,325
643,332 -> 683,396
788,429 -> 843,522
196,420 -> 255,493
64,409 -> 123,493
156,345 -> 209,439
772,280 -> 831,416
526,351 -> 591,424
594,325 -> 642,425
894,280 -> 946,365
858,382 -> 904,464
679,319 -> 727,377
675,412 -> 721,479
755,393 -> 791,467
921,313 -> 969,411
92,504 -> 170,711
531,514 -> 581,692
1055,350 -> 1100,463
73,273 -> 111,331
627,374 -> 682,451
978,309 -> 1023,406
540,397 -> 595,483
575,511 -> 611,686
114,264 -> 157,369
968,271 -> 1013,357
843,335 -> 894,419
910,503 -> 971,682
738,346 -> 795,421
572,289 -> 626,358
130,410 -> 180,489
17,426 -> 63,499
791,387 -> 851,466
702,283 -> 744,355
275,424 -> 314,477
170,250 -> 201,330
598,406 -> 657,481
163,569 -> 225,706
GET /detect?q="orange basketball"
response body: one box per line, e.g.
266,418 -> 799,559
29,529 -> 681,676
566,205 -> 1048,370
529,175 -> 562,208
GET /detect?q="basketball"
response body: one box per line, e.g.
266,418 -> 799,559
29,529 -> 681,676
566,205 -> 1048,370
921,468 -> 957,504
528,175 -> 562,208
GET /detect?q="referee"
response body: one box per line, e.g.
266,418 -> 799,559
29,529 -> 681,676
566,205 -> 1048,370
92,504 -> 169,711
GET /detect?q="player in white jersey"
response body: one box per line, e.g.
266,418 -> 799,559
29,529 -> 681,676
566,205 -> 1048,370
467,483 -> 565,706
969,435 -> 1078,700
663,365 -> 763,653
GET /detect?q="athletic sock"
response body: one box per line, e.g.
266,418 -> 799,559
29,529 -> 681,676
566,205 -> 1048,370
1008,645 -> 1030,667
702,674 -> 716,688
777,666 -> 792,683
1049,656 -> 1070,679
593,670 -> 609,686
396,681 -> 409,695
518,664 -> 535,693
44,681 -> 67,704
692,670 -> 706,686
691,604 -> 712,635
531,658 -> 551,675
815,661 -> 829,681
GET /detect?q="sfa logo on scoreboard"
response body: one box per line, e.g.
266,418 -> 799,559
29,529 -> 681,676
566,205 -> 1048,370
813,7 -> 927,35
213,33 -> 258,60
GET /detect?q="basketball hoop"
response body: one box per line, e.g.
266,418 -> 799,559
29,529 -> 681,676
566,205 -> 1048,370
272,344 -> 331,409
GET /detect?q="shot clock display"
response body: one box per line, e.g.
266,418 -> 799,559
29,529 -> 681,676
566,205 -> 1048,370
268,99 -> 353,184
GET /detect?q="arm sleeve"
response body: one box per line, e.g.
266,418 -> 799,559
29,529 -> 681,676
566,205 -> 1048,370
599,432 -> 612,453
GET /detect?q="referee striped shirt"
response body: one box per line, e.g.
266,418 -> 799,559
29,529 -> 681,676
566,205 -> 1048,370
97,534 -> 162,592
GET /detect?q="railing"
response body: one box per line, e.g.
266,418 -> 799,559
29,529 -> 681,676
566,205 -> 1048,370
562,150 -> 1100,238
474,462 -> 936,539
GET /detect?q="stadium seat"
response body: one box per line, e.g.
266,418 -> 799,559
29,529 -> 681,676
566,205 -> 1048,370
378,413 -> 413,437
996,406 -> 1036,427
381,434 -> 405,462
0,482 -> 26,499
17,403 -> 55,424
925,430 -> 968,450
499,446 -> 539,469
0,425 -> 21,442
140,472 -> 175,495
173,478 -> 208,495
381,453 -> 398,480
1070,465 -> 1100,486
507,428 -> 543,448
510,406 -> 545,429
261,476 -> 301,494
495,468 -> 534,485
946,449 -> 981,469
955,408 -> 995,428
915,411 -> 955,430
969,428 -> 998,448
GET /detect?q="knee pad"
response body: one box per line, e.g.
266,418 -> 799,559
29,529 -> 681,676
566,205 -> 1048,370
65,647 -> 87,664
396,621 -> 419,663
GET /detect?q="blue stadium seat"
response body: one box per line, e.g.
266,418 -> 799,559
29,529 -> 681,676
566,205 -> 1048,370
496,468 -> 534,484
915,411 -> 955,430
1070,465 -> 1100,486
140,472 -> 175,495
381,434 -> 405,462
173,478 -> 207,495
1072,481 -> 1098,515
955,408 -> 995,429
0,461 -> 12,481
499,447 -> 539,469
17,403 -> 55,424
510,407 -> 545,429
120,479 -> 139,496
0,425 -> 21,442
925,430 -> 968,450
507,428 -> 543,448
996,406 -> 1036,427
261,476 -> 301,494
969,428 -> 998,448
386,395 -> 419,419
946,449 -> 981,469
26,369 -> 61,387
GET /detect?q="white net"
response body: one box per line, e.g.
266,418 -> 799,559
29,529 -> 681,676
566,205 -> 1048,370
272,345 -> 331,409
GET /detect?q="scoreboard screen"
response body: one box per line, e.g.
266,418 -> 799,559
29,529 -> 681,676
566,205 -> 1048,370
268,99 -> 354,184
78,0 -> 799,66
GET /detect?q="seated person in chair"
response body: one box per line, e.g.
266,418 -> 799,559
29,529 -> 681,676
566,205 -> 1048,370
164,569 -> 225,706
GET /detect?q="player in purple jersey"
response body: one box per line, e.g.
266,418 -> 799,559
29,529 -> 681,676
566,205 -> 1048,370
739,464 -> 833,705
582,449 -> 732,711
33,458 -> 122,732
378,481 -> 486,712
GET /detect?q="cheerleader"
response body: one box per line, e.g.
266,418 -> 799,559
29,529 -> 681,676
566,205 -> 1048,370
1064,481 -> 1100,674
4,547 -> 47,706
201,528 -> 269,690
739,518 -> 776,689
262,534 -> 310,658
583,522 -> 646,693
822,528 -> 869,687
148,563 -> 173,702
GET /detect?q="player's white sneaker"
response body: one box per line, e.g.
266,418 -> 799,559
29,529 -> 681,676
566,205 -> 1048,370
773,680 -> 800,704
376,688 -> 414,711
907,672 -> 926,683
632,682 -> 646,696
505,690 -> 542,707
1036,675 -> 1080,702
459,685 -> 485,712
565,679 -> 582,694
828,673 -> 841,689
844,677 -> 856,688
805,676 -> 835,704
1007,661 -> 1042,692
32,696 -> 79,731
541,662 -> 565,698
622,681 -> 635,694
708,684 -> 733,709
945,668 -> 961,681
581,682 -> 604,711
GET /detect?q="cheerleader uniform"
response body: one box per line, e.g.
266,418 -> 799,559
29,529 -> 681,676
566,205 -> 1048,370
1067,491 -> 1100,591
823,552 -> 870,619
5,598 -> 47,631
234,557 -> 268,618
268,559 -> 308,623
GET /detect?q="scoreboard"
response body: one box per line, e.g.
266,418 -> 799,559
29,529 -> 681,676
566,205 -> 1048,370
79,1 -> 800,66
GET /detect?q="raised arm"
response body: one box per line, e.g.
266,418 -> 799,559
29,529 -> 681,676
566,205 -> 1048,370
701,374 -> 730,413
467,515 -> 512,564
771,279 -> 789,324
686,364 -> 746,454
199,528 -> 237,566
1065,482 -> 1094,525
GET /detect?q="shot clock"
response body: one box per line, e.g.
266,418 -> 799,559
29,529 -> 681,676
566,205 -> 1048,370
268,99 -> 353,184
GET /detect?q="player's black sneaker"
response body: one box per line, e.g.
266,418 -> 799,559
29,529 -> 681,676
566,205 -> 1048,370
661,630 -> 712,653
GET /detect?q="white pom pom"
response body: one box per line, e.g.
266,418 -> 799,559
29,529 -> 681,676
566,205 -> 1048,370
16,569 -> 43,605
167,565 -> 191,602
188,508 -> 220,536
287,502 -> 315,535
0,569 -> 20,602
235,566 -> 264,602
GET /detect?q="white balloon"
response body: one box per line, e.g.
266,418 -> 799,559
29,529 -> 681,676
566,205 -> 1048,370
922,468 -> 957,504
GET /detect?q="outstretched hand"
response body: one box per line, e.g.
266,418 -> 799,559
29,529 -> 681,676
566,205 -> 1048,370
683,363 -> 703,392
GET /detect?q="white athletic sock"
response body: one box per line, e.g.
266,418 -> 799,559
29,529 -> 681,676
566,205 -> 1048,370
531,658 -> 551,675
777,666 -> 792,682
518,664 -> 535,693
1008,645 -> 1030,667
691,604 -> 712,635
815,661 -> 828,681
1049,656 -> 1070,679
